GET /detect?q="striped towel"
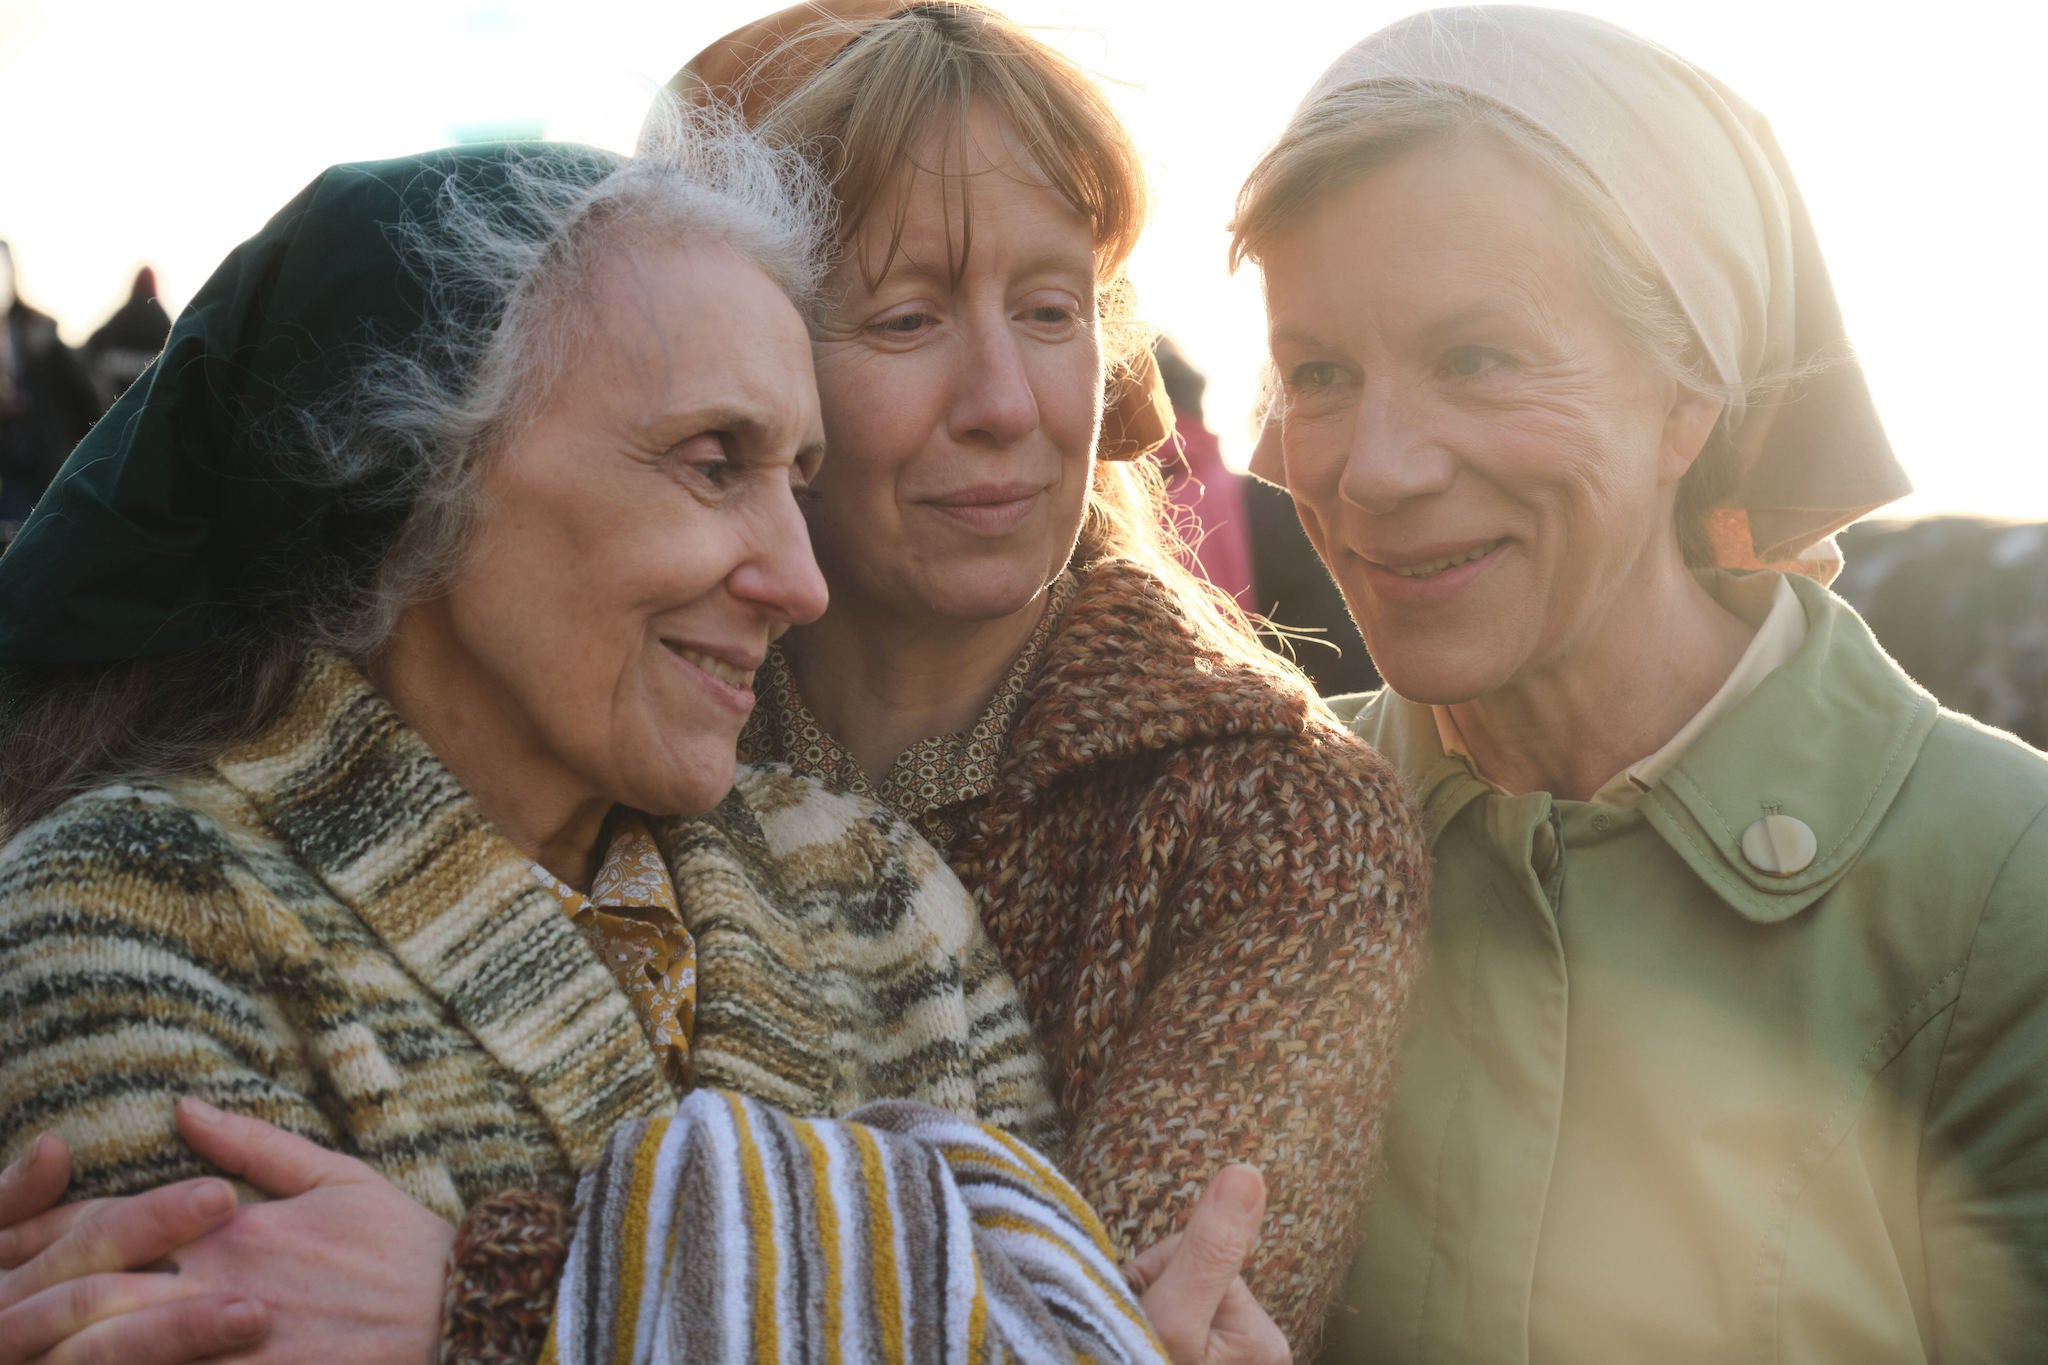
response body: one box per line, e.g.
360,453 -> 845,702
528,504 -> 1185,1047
544,1090 -> 1168,1364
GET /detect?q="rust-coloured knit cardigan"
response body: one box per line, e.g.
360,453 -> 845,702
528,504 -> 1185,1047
939,558 -> 1430,1354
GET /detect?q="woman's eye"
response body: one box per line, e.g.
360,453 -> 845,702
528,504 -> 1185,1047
1442,347 -> 1502,379
676,434 -> 734,483
1017,290 -> 1088,333
1288,361 -> 1342,390
874,311 -> 935,336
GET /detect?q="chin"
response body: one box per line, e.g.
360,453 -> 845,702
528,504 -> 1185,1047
1364,637 -> 1511,708
919,566 -> 1055,624
627,751 -> 738,820
1374,667 -> 1468,707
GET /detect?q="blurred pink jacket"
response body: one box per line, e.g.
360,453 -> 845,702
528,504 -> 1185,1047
1162,412 -> 1255,607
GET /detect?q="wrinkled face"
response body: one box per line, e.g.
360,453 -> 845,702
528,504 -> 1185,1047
419,238 -> 827,818
804,101 -> 1103,629
1261,133 -> 1712,705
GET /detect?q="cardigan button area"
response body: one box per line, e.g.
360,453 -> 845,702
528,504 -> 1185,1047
1741,814 -> 1818,877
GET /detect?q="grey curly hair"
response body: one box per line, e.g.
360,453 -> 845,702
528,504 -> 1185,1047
0,103 -> 832,838
311,101 -> 831,656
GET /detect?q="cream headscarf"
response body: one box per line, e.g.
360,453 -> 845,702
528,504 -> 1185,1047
1253,5 -> 1910,579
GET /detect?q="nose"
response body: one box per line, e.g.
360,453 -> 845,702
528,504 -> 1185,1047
947,315 -> 1039,448
1333,380 -> 1453,515
729,485 -> 830,628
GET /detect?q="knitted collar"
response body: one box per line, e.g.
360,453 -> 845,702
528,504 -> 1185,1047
206,651 -> 1044,1133
211,652 -> 675,1164
1000,557 -> 1313,791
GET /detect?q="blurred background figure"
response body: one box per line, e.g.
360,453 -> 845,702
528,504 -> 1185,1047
0,241 -> 101,534
84,266 -> 172,407
1246,393 -> 1380,697
1836,517 -> 2048,750
1153,336 -> 1379,696
1153,334 -> 1255,605
1244,468 -> 1380,696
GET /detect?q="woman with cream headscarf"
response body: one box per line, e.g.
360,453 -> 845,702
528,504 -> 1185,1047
1231,7 -> 2048,1359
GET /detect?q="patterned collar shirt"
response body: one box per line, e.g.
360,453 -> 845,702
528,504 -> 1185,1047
739,572 -> 1079,855
529,810 -> 695,1087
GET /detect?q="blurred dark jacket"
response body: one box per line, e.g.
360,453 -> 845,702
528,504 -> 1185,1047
1247,479 -> 1381,697
1835,517 -> 2048,750
84,268 -> 173,407
1,300 -> 101,523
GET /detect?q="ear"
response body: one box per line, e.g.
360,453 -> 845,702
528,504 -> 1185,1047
1659,386 -> 1726,485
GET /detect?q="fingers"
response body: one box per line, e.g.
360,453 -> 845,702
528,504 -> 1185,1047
1141,1164 -> 1267,1365
0,1201 -> 106,1274
0,1180 -> 238,1315
175,1099 -> 370,1198
48,1296 -> 267,1365
0,1136 -> 73,1248
1122,1231 -> 1182,1295
1208,1276 -> 1291,1365
0,1274 -> 267,1365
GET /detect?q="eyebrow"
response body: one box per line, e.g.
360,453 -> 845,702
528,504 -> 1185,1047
1420,298 -> 1532,340
665,407 -> 809,458
1267,324 -> 1335,355
672,407 -> 767,440
866,248 -> 1095,294
1010,249 -> 1096,283
1268,297 -> 1535,355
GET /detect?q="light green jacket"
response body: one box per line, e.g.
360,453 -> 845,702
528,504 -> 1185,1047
1324,575 -> 2048,1363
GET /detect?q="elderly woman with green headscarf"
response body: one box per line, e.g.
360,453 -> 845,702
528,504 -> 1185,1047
1229,7 -> 2048,1360
0,122 -> 1183,1363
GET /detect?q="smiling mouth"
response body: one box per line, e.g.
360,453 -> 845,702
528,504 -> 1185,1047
929,481 -> 1042,508
664,643 -> 757,691
925,489 -> 1042,534
1381,540 -> 1507,579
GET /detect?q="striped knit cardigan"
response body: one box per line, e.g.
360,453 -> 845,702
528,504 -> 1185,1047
936,558 -> 1432,1355
0,654 -> 1168,1362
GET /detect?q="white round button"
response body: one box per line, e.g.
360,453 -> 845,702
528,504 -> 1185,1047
1741,814 -> 1817,877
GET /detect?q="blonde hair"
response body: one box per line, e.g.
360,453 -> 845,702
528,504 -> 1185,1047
1232,79 -> 1752,566
752,3 -> 1304,687
742,6 -> 1136,364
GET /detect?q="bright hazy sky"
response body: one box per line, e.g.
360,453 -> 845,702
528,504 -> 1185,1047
4,0 -> 2042,519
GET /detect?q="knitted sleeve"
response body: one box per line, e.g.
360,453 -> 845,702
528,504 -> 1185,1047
0,788 -> 344,1194
440,1190 -> 574,1365
1056,724 -> 1430,1358
542,1091 -> 1166,1365
957,916 -> 1068,1159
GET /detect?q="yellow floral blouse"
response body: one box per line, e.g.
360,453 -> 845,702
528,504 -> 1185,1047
529,811 -> 694,1087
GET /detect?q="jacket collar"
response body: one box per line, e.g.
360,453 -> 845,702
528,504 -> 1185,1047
213,653 -> 673,1166
1637,574 -> 1937,922
1341,575 -> 1938,923
1002,558 -> 1313,790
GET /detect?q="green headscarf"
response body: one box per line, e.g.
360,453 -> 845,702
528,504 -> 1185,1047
0,142 -> 622,665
